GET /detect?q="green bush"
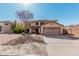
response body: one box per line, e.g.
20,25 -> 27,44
12,23 -> 24,34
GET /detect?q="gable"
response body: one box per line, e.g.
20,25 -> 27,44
41,22 -> 64,27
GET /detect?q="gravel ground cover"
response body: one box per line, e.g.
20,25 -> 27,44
0,34 -> 47,56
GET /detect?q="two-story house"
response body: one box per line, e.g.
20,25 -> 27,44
29,20 -> 64,35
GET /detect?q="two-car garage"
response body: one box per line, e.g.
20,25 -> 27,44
43,27 -> 60,35
41,21 -> 64,35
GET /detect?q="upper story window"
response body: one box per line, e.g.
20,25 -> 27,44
35,22 -> 39,25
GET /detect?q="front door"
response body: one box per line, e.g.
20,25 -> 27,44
36,29 -> 39,34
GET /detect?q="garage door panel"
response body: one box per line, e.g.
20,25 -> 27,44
43,27 -> 60,35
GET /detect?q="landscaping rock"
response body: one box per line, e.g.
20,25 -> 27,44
0,34 -> 47,56
0,42 -> 47,56
2,34 -> 46,45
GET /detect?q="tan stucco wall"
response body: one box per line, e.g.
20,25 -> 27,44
31,22 -> 40,26
41,22 -> 64,35
0,23 -> 12,33
66,26 -> 79,37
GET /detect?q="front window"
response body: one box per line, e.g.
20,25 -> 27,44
35,22 -> 39,25
5,23 -> 8,25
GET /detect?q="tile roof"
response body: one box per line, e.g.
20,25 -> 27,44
30,19 -> 64,26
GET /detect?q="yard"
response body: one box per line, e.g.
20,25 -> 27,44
0,34 -> 21,44
0,34 -> 79,56
0,34 -> 47,56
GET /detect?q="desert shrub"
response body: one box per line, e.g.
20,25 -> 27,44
13,23 -> 25,34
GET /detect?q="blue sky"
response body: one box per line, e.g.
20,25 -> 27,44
0,3 -> 79,25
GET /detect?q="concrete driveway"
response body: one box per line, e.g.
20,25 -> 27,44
44,36 -> 79,56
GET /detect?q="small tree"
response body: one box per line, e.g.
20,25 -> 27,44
16,10 -> 33,33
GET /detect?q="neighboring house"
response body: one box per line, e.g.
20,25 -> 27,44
0,21 -> 12,33
29,20 -> 64,35
65,25 -> 79,36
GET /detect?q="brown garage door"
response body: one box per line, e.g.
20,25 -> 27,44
43,27 -> 60,35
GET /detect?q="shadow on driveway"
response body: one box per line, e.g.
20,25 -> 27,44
44,35 -> 79,40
